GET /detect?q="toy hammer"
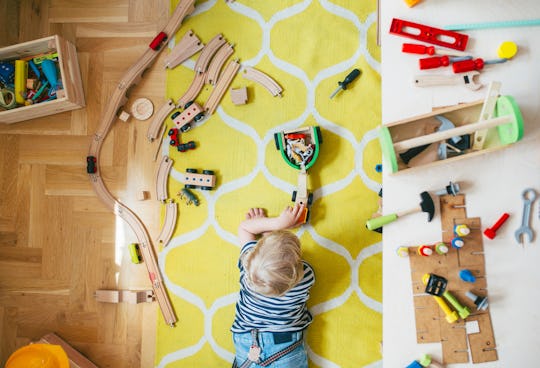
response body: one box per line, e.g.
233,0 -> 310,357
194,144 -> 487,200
366,191 -> 434,230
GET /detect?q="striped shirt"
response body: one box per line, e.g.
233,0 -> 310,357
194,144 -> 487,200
231,241 -> 315,333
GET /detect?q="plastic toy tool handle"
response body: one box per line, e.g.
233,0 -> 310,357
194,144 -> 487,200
338,68 -> 361,90
366,213 -> 398,230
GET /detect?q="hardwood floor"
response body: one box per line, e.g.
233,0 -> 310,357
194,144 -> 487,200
0,1 -> 172,366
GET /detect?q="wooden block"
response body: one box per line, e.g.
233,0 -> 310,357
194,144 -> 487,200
38,333 -> 99,368
118,110 -> 130,122
137,190 -> 149,201
230,87 -> 248,105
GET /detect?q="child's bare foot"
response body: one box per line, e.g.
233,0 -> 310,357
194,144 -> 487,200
245,207 -> 266,220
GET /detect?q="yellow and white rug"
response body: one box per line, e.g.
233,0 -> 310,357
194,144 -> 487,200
156,1 -> 381,366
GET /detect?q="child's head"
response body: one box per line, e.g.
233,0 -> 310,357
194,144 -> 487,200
242,230 -> 303,297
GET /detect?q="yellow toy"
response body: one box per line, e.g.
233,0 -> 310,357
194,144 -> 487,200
6,344 -> 69,368
14,60 -> 27,105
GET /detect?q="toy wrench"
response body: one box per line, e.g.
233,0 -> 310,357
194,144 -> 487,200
515,188 -> 537,245
414,71 -> 482,90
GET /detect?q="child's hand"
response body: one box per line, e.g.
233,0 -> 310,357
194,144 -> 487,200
245,207 -> 266,220
277,204 -> 306,229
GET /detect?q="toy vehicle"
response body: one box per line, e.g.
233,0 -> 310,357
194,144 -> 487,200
86,156 -> 97,173
171,101 -> 205,132
168,128 -> 196,152
129,243 -> 142,264
181,169 -> 216,190
274,126 -> 322,222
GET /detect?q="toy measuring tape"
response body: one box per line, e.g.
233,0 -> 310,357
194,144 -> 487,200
87,0 -> 196,327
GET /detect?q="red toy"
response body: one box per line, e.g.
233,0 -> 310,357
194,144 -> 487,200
484,213 -> 510,239
452,57 -> 507,73
149,32 -> 168,51
389,18 -> 469,51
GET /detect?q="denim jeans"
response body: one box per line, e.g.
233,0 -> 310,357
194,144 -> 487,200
233,330 -> 308,368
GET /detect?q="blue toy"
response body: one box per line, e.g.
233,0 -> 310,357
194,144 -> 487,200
41,59 -> 59,91
0,61 -> 15,88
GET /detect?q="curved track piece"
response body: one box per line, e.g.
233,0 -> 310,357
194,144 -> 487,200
206,43 -> 234,85
147,99 -> 175,142
157,201 -> 178,248
204,59 -> 240,115
156,156 -> 173,202
164,30 -> 204,69
176,72 -> 206,108
194,34 -> 226,74
242,66 -> 283,97
87,0 -> 196,327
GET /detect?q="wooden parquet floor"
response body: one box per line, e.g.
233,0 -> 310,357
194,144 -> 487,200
0,1 -> 172,366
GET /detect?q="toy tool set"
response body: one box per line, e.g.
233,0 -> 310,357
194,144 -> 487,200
0,53 -> 62,110
379,90 -> 523,174
390,18 -> 519,91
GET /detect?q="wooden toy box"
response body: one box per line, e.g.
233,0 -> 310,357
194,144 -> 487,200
379,96 -> 523,174
0,35 -> 85,124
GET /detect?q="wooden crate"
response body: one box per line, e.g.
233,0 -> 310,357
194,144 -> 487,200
379,96 -> 523,174
0,35 -> 85,124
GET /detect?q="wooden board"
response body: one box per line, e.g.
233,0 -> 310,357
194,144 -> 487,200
408,194 -> 497,364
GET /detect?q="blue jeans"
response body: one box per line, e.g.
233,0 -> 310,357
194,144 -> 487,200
233,330 -> 308,368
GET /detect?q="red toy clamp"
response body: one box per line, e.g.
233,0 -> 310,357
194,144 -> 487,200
390,18 -> 469,51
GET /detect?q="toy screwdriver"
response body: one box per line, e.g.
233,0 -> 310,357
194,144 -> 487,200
329,68 -> 361,98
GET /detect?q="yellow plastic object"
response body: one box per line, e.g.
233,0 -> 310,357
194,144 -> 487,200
14,60 -> 28,105
6,344 -> 69,368
404,0 -> 421,7
497,41 -> 518,59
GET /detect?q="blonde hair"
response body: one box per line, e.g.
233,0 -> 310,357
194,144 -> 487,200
242,230 -> 304,297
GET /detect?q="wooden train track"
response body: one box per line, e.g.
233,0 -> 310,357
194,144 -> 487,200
242,66 -> 283,97
204,59 -> 240,115
194,34 -> 226,74
206,43 -> 234,85
157,200 -> 178,248
156,155 -> 173,202
147,99 -> 175,142
164,30 -> 204,69
176,71 -> 206,108
87,0 -> 196,327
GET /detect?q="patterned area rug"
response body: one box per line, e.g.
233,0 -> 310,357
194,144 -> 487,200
156,1 -> 381,366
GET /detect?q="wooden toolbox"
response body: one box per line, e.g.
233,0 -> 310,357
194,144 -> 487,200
0,35 -> 85,124
379,96 -> 523,174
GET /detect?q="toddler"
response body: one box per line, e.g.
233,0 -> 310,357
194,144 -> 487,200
231,204 -> 315,368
